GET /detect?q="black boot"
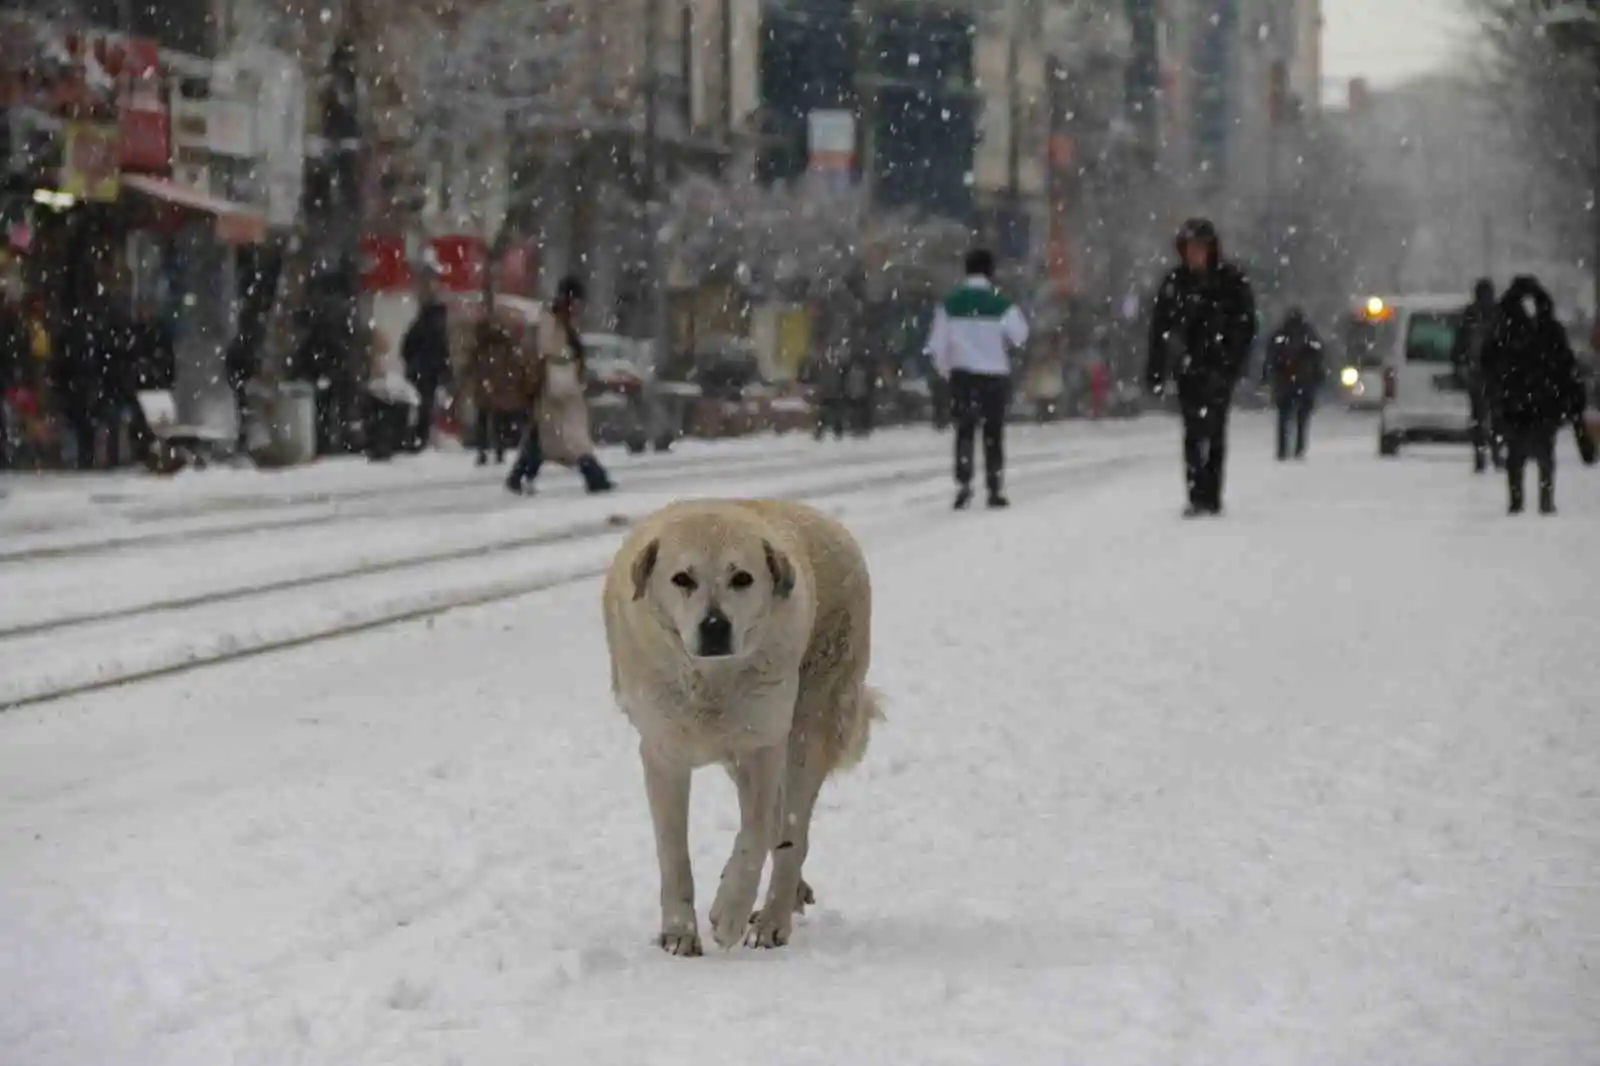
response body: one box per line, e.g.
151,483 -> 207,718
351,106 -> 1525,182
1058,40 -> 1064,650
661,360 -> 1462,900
1540,487 -> 1556,515
579,455 -> 615,494
953,485 -> 974,510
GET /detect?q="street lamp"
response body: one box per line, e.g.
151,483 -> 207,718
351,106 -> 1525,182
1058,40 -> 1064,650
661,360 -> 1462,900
1537,0 -> 1600,317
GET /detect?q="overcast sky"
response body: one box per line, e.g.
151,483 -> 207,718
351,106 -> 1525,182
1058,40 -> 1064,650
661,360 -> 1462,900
1320,0 -> 1477,103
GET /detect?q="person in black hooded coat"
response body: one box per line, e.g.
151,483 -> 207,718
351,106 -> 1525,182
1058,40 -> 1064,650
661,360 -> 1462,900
1146,218 -> 1258,516
1481,275 -> 1586,515
401,297 -> 451,451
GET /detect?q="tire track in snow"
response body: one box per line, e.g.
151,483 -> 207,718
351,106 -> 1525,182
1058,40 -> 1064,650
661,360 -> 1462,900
0,449 -> 1158,712
0,436 -> 956,565
0,446 -> 1075,642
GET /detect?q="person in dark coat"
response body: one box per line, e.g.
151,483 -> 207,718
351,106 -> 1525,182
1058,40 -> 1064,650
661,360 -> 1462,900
1146,218 -> 1258,516
466,312 -> 534,465
1451,277 -> 1501,473
802,347 -> 848,441
1481,275 -> 1586,515
56,294 -> 120,469
400,296 -> 451,451
1262,306 -> 1325,460
0,291 -> 25,469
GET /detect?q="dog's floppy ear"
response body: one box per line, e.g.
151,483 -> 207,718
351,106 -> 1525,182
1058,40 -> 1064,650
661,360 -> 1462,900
630,539 -> 660,600
763,540 -> 795,598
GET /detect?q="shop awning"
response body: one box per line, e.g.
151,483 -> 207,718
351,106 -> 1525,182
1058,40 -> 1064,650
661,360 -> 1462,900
121,173 -> 267,244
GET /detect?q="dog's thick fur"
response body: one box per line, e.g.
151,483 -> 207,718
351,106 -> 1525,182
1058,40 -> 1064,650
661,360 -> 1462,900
602,498 -> 881,954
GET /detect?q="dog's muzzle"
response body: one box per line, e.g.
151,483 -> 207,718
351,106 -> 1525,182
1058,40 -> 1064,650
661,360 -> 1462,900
696,607 -> 733,657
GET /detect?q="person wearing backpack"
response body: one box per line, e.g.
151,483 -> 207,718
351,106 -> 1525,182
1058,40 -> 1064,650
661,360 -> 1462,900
1262,306 -> 1326,461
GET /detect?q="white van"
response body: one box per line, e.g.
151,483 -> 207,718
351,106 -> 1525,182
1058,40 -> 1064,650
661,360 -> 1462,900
1365,294 -> 1473,456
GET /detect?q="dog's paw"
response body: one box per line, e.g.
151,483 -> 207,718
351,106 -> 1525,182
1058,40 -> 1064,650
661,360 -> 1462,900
796,877 -> 816,914
745,904 -> 793,949
709,889 -> 757,950
657,930 -> 703,957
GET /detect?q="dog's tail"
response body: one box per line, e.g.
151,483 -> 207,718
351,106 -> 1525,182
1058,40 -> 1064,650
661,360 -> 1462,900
833,683 -> 885,772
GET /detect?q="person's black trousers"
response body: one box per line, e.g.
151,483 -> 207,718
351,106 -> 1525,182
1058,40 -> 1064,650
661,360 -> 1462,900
1503,423 -> 1558,512
949,370 -> 1009,491
507,424 -> 612,493
410,374 -> 440,450
475,407 -> 508,463
1468,387 -> 1502,471
814,398 -> 846,440
60,392 -> 97,469
1180,389 -> 1232,510
1276,393 -> 1313,460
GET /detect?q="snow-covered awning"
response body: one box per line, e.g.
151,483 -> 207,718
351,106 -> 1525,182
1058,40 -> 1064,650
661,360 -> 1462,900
121,173 -> 266,245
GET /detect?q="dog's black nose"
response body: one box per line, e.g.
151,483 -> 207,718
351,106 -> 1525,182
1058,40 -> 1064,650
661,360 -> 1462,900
697,608 -> 733,657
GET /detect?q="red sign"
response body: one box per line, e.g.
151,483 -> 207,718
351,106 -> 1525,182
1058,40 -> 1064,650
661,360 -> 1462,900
360,235 -> 410,292
119,101 -> 169,172
429,235 -> 486,292
116,38 -> 167,172
362,234 -> 539,296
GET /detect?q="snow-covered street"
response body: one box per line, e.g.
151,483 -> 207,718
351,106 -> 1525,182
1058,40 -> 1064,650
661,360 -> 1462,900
2,412 -> 1597,1065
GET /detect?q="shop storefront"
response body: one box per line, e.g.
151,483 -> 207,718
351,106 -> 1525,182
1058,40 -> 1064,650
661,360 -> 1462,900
1,13 -> 271,466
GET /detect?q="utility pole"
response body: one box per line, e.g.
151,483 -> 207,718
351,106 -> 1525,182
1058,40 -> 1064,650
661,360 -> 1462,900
300,5 -> 364,454
642,0 -> 670,375
856,0 -> 879,211
1537,1 -> 1600,317
1004,0 -> 1022,262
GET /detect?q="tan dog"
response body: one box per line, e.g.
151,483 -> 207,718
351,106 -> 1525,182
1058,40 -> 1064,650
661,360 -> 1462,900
602,499 -> 882,955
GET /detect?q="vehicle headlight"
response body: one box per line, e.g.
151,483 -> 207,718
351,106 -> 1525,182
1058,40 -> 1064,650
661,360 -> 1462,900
1340,366 -> 1359,387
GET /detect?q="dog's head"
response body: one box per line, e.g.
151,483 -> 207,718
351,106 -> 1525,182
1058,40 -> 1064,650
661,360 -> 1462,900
629,516 -> 795,660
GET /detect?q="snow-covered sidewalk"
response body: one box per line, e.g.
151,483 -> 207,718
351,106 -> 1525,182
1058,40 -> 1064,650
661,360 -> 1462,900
1,413 -> 1596,1065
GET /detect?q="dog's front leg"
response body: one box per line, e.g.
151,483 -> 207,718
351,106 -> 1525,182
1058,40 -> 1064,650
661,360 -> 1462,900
641,743 -> 700,956
708,744 -> 785,950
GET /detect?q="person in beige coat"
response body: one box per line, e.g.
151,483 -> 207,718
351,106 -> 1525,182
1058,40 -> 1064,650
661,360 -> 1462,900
505,276 -> 615,495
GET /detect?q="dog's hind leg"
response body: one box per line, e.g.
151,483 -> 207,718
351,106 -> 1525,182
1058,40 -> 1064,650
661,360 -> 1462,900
708,744 -> 785,950
641,744 -> 700,957
747,733 -> 829,948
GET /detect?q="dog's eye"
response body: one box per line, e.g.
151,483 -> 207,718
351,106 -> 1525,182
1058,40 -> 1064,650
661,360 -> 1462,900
728,570 -> 754,589
670,571 -> 697,592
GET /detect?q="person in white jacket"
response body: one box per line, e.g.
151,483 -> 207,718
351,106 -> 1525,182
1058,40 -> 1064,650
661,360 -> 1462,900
924,249 -> 1030,509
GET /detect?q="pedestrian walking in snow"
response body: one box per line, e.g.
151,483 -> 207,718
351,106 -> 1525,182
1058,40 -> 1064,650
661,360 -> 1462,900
1451,278 -> 1502,473
0,289 -> 24,469
1262,306 -> 1325,461
466,312 -> 530,465
1145,218 -> 1258,517
802,347 -> 848,441
506,276 -> 615,496
1481,275 -> 1586,515
400,295 -> 451,451
924,249 -> 1030,509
